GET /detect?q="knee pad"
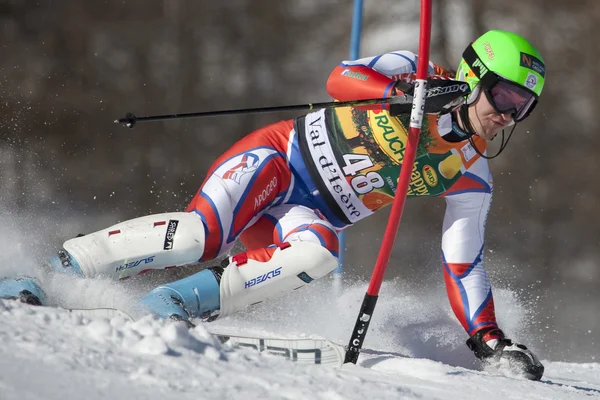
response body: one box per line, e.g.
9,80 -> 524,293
217,242 -> 338,318
62,212 -> 206,279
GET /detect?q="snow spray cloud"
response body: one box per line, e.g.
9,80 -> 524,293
211,276 -> 534,370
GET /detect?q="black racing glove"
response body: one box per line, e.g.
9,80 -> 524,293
388,78 -> 471,116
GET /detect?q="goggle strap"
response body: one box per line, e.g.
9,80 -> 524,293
462,45 -> 500,88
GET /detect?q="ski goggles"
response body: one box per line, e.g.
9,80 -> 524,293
484,79 -> 537,122
463,45 -> 538,122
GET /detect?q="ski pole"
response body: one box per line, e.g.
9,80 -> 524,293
343,0 -> 433,364
114,95 -> 411,129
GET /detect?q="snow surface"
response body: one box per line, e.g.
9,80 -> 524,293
1,278 -> 599,400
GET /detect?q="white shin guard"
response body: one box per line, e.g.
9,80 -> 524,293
217,242 -> 338,318
62,212 -> 206,279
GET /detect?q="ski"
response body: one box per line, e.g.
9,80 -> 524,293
67,307 -> 345,367
214,333 -> 345,367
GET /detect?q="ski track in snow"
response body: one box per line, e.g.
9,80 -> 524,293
1,279 -> 599,400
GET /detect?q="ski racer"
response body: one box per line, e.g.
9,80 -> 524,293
0,30 -> 546,379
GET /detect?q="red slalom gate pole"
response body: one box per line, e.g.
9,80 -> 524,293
344,0 -> 432,364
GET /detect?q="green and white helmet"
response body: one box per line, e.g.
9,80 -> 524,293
456,30 -> 545,122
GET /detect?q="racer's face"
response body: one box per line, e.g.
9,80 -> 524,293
469,90 -> 514,141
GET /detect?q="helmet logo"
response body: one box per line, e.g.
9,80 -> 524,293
520,53 -> 546,77
525,73 -> 538,90
472,58 -> 490,78
484,42 -> 495,60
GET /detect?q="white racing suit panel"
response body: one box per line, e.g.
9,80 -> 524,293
63,212 -> 206,279
217,241 -> 338,318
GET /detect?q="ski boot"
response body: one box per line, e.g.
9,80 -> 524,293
140,266 -> 223,325
466,327 -> 544,381
0,246 -> 84,307
0,276 -> 47,305
47,248 -> 84,277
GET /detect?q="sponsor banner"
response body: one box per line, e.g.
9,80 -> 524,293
163,220 -> 179,250
303,109 -> 372,223
520,52 -> 546,77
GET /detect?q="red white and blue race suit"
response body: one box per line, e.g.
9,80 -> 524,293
186,50 -> 497,337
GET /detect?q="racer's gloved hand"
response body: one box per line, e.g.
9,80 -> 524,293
389,78 -> 470,116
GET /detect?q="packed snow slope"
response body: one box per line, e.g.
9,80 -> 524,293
1,278 -> 599,400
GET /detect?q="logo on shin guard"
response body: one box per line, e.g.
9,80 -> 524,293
245,267 -> 282,288
164,220 -> 179,250
297,272 -> 314,283
115,256 -> 156,272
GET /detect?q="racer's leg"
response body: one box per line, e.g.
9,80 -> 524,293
51,120 -> 296,282
1,211 -> 207,306
444,257 -> 544,379
141,204 -> 340,321
218,204 -> 339,318
56,212 -> 207,280
443,251 -> 498,337
443,189 -> 543,380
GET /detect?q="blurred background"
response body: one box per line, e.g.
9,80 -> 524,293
1,0 -> 598,362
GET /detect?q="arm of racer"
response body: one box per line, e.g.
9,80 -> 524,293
441,170 -> 498,336
326,50 -> 451,110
